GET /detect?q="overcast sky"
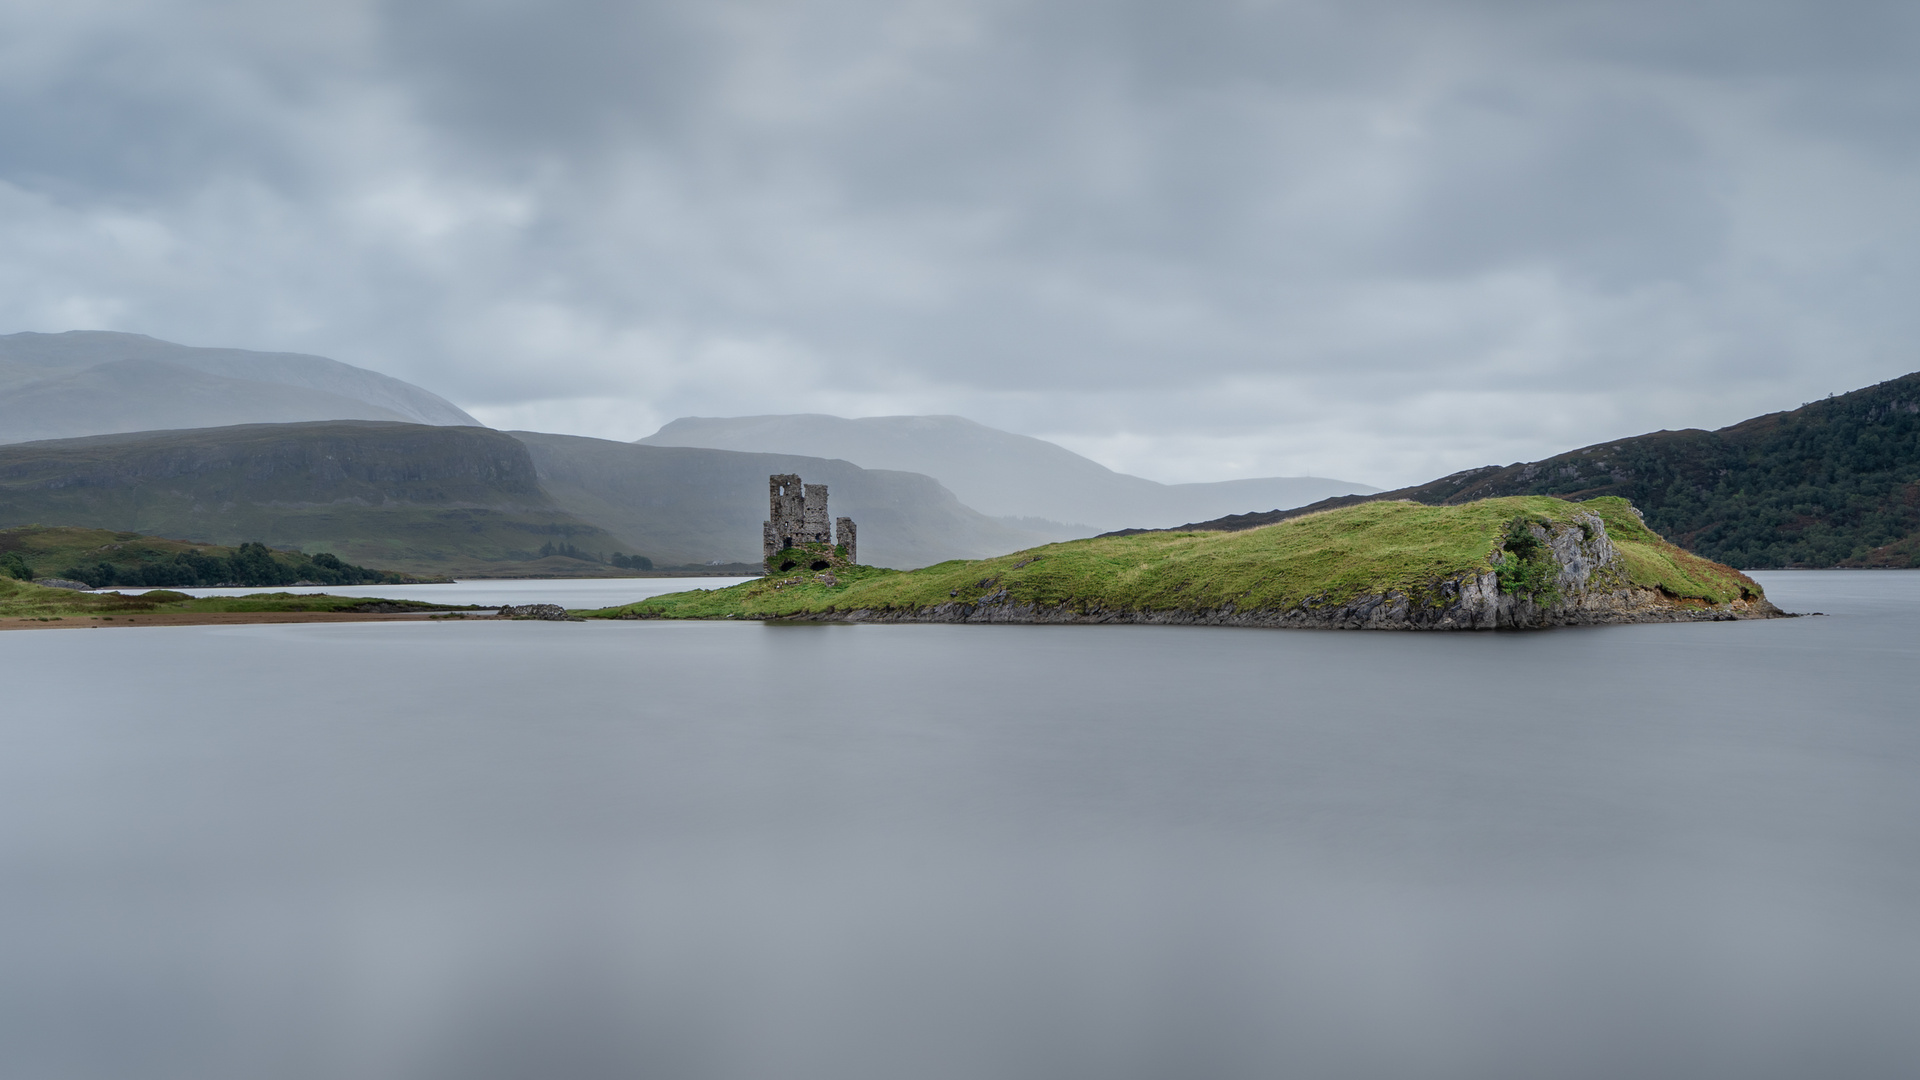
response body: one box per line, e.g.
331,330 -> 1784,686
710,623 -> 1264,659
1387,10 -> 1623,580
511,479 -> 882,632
2,0 -> 1916,486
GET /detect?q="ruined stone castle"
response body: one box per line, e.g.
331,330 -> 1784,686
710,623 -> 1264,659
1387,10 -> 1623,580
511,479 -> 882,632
763,474 -> 856,570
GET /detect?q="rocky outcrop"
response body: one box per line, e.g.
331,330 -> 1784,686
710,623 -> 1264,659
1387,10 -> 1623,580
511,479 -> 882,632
496,603 -> 580,621
782,509 -> 1786,630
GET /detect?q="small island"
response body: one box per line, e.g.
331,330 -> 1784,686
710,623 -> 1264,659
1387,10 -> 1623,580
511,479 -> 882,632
589,495 -> 1783,629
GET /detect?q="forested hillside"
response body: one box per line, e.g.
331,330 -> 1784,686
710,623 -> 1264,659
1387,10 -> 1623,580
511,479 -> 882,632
1388,373 -> 1920,567
1135,371 -> 1920,569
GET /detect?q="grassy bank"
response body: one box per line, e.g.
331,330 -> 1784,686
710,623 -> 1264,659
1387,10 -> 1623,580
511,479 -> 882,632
0,577 -> 470,620
590,497 -> 1763,621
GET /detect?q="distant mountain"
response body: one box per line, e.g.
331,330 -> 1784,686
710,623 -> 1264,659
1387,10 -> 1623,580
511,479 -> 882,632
0,421 -> 620,577
637,414 -> 1378,532
513,432 -> 1054,569
0,419 -> 1054,575
1126,370 -> 1920,570
0,331 -> 479,442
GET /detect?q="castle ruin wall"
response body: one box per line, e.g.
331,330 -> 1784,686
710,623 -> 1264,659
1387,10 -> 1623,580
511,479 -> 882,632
764,474 -> 856,570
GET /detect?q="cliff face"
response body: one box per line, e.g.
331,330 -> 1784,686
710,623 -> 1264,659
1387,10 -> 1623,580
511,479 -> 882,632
1384,508 -> 1782,629
786,508 -> 1783,630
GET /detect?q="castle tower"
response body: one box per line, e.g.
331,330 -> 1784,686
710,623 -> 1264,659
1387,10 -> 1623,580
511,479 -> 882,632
764,474 -> 856,571
801,483 -> 831,544
763,474 -> 805,566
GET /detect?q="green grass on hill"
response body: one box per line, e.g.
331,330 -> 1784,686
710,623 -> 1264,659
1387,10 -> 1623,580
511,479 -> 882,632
591,497 -> 1762,621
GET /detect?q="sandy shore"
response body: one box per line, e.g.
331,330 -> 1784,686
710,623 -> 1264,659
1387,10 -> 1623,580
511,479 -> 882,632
0,611 -> 497,631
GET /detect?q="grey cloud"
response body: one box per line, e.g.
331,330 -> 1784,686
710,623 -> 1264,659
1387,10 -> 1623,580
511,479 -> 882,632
1384,92 -> 1728,285
377,0 -> 720,156
0,0 -> 1917,485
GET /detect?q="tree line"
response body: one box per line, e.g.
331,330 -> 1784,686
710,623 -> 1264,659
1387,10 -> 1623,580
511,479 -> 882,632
536,539 -> 653,569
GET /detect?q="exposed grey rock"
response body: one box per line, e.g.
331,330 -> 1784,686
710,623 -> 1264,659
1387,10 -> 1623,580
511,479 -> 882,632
496,603 -> 579,621
31,578 -> 93,591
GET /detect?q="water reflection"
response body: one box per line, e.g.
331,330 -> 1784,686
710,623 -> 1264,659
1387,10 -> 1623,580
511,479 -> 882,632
1,572 -> 1916,1079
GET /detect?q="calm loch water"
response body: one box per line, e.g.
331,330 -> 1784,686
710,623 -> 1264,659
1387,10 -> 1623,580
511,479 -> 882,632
2,571 -> 1917,1079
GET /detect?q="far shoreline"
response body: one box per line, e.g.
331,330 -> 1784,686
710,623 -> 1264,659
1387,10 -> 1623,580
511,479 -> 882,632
0,611 -> 490,631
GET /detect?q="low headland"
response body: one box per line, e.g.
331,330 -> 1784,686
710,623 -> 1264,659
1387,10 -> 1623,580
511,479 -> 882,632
0,578 -> 485,630
589,496 -> 1785,630
0,525 -> 487,629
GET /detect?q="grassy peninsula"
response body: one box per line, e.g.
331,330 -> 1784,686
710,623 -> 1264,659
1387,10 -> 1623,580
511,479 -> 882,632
590,497 -> 1773,629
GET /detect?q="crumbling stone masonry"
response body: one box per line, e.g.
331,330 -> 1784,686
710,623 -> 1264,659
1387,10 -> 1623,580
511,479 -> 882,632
763,474 -> 857,570
834,517 -> 855,565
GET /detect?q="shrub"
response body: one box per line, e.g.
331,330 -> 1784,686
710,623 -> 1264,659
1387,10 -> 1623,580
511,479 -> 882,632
1495,517 -> 1561,604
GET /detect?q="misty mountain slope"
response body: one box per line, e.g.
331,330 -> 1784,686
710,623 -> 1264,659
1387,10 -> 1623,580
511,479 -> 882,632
0,359 -> 419,442
0,421 -> 623,576
513,431 -> 1053,569
0,331 -> 479,441
638,413 -> 1378,531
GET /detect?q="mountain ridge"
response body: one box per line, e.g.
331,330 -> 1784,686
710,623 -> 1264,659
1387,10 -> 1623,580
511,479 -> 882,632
514,431 -> 1053,570
638,412 -> 1378,532
0,421 -> 619,577
0,331 -> 479,442
0,419 -> 1056,575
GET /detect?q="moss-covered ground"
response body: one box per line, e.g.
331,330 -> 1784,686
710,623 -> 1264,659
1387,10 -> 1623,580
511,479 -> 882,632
589,497 -> 1764,621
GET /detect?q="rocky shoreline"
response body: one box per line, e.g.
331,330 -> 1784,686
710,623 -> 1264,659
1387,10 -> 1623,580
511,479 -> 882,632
774,587 -> 1782,630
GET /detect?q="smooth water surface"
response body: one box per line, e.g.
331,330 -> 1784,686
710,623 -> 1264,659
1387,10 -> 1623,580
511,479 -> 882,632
3,571 -> 1917,1079
105,576 -> 755,609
